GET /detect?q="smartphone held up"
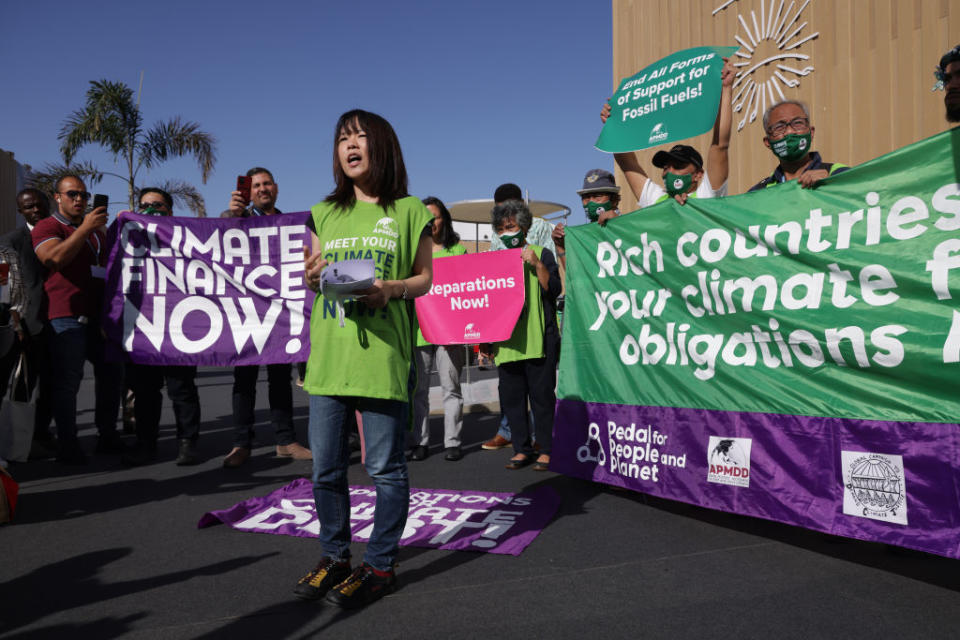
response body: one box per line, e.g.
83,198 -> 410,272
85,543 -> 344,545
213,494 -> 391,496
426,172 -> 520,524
237,176 -> 252,205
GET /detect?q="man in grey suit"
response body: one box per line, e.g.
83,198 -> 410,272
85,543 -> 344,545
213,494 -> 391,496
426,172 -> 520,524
0,188 -> 54,457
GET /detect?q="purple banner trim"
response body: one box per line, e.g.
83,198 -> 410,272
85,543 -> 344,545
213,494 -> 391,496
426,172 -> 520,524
198,478 -> 560,556
103,212 -> 314,366
551,399 -> 960,559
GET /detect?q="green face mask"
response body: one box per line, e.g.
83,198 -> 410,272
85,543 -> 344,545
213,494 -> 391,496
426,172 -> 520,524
770,132 -> 811,161
664,172 -> 694,197
499,231 -> 524,248
583,200 -> 613,222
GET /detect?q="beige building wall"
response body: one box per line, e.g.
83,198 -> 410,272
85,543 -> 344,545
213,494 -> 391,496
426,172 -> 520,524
613,0 -> 958,210
0,149 -> 25,235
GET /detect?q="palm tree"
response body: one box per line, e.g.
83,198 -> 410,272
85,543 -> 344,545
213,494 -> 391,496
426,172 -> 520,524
57,79 -> 216,217
25,161 -> 104,199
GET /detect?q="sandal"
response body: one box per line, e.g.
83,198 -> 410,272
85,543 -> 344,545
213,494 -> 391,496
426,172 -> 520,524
532,455 -> 550,472
505,455 -> 534,470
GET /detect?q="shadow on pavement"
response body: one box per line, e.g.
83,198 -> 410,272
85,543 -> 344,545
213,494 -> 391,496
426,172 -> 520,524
0,548 -> 278,636
629,490 -> 960,592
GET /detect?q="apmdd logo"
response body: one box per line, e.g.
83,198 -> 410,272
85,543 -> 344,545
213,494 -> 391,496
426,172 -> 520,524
842,451 -> 908,525
372,217 -> 399,238
648,122 -> 669,144
463,323 -> 481,340
707,436 -> 752,487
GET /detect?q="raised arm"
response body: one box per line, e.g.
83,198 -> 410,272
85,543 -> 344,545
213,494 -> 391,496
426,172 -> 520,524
601,101 -> 650,201
706,58 -> 734,191
34,207 -> 107,272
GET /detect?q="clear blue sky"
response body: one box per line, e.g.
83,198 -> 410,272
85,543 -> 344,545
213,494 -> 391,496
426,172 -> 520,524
0,1 -> 614,227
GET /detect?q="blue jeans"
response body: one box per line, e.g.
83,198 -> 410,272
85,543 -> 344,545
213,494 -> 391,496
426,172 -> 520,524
497,414 -> 511,440
48,317 -> 123,451
309,395 -> 409,572
498,410 -> 534,441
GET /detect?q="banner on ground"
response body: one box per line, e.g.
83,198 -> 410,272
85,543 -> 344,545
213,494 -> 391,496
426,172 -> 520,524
553,128 -> 960,558
416,250 -> 525,344
596,45 -> 738,153
103,211 -> 313,366
198,478 -> 560,556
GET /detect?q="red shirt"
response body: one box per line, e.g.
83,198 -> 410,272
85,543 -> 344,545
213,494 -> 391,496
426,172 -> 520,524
31,213 -> 107,320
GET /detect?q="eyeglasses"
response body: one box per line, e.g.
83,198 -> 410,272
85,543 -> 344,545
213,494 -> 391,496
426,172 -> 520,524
767,117 -> 810,137
60,190 -> 91,201
138,201 -> 169,211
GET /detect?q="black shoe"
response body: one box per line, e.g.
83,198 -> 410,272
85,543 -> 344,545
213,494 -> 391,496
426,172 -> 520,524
121,444 -> 157,467
96,434 -> 127,454
29,438 -> 58,460
409,445 -> 429,461
56,447 -> 88,466
444,446 -> 462,461
505,455 -> 534,470
293,557 -> 352,601
175,439 -> 199,466
324,563 -> 396,609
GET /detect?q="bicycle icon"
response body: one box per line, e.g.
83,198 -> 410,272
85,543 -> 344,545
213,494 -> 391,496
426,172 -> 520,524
577,422 -> 606,466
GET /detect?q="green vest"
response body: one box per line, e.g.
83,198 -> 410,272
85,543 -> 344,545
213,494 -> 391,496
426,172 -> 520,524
304,197 -> 432,401
496,245 -> 545,364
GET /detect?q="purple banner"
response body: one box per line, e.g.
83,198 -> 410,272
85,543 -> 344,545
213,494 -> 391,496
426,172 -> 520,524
103,212 -> 314,366
552,399 -> 960,559
197,478 -> 560,556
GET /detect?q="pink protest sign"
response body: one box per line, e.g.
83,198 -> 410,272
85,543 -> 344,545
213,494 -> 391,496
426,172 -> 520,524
416,249 -> 525,345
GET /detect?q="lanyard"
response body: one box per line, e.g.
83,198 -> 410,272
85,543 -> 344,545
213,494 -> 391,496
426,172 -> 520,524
85,231 -> 101,263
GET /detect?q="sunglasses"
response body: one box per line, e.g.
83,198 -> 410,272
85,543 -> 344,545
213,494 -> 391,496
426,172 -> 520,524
60,190 -> 91,200
139,201 -> 169,211
936,70 -> 958,84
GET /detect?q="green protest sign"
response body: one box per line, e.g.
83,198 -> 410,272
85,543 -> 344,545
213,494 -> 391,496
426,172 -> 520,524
562,127 -> 960,424
596,46 -> 738,153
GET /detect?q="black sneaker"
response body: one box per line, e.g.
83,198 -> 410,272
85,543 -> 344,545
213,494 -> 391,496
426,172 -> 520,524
56,447 -> 88,466
121,443 -> 158,467
96,434 -> 127,454
444,446 -> 462,461
409,445 -> 429,461
325,563 -> 396,609
293,557 -> 352,601
175,439 -> 199,466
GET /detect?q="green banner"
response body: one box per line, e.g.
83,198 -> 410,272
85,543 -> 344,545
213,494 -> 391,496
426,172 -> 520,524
596,45 -> 738,153
561,128 -> 960,423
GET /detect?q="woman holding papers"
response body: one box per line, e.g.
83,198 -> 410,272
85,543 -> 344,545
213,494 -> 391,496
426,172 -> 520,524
297,109 -> 433,610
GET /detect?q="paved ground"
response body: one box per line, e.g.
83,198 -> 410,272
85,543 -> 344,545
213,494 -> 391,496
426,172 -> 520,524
2,366 -> 960,639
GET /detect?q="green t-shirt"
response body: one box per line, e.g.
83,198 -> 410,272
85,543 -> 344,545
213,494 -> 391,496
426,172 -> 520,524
415,243 -> 469,347
304,196 -> 432,401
